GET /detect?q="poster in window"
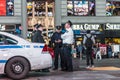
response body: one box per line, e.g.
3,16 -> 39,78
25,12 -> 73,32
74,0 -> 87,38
74,1 -> 88,16
106,1 -> 120,16
6,0 -> 14,16
89,1 -> 95,16
0,0 -> 6,16
67,1 -> 73,16
27,2 -> 32,16
100,44 -> 107,55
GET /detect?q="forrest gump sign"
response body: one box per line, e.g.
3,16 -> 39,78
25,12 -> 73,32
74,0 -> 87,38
105,23 -> 120,30
72,23 -> 120,31
72,24 -> 101,30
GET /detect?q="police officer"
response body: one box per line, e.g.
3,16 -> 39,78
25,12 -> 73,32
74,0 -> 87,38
61,20 -> 74,72
32,24 -> 45,43
31,24 -> 38,42
51,26 -> 62,70
33,24 -> 50,72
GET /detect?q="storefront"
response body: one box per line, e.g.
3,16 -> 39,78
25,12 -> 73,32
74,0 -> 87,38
72,23 -> 120,44
27,0 -> 55,40
55,0 -> 120,44
0,0 -> 27,38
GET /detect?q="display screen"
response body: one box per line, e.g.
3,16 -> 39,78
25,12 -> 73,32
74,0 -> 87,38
0,0 -> 14,16
0,0 -> 6,16
106,0 -> 120,16
6,0 -> 14,16
74,1 -> 88,16
67,0 -> 95,16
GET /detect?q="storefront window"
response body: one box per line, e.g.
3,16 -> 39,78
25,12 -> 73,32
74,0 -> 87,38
27,1 -> 32,16
67,0 -> 95,16
105,38 -> 120,44
0,0 -> 14,16
27,0 -> 53,16
106,0 -> 120,16
34,1 -> 46,16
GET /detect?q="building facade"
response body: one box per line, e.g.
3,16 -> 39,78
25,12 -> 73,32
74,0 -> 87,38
27,0 -> 55,40
0,0 -> 27,38
55,0 -> 120,44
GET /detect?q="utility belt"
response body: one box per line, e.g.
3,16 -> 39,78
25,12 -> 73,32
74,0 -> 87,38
63,43 -> 72,47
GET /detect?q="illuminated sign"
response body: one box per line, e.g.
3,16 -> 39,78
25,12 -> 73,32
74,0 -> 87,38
0,0 -> 6,16
72,24 -> 101,30
106,23 -> 120,30
73,23 -> 120,31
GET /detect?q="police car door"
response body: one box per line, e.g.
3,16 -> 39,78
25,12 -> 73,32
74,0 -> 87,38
0,34 -> 10,69
0,34 -> 18,68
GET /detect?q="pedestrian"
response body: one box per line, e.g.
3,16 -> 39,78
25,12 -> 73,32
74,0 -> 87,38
51,25 -> 62,70
76,42 -> 83,59
32,24 -> 49,72
32,24 -> 45,43
71,44 -> 77,58
96,42 -> 102,60
61,20 -> 74,72
83,30 -> 95,68
107,43 -> 113,58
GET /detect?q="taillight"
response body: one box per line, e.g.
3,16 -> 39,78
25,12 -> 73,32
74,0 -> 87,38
42,44 -> 54,58
42,44 -> 48,52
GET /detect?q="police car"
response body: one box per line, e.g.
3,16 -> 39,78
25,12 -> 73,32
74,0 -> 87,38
0,32 -> 52,79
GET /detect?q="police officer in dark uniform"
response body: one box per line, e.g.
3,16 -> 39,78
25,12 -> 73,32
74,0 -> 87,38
31,24 -> 38,42
51,26 -> 63,70
33,24 -> 45,43
33,24 -> 50,72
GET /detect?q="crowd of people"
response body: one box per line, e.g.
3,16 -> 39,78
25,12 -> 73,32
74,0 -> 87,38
31,20 -> 117,71
76,41 -> 115,60
31,20 -> 74,72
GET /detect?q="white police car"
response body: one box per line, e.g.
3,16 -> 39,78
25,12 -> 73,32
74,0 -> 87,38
0,32 -> 52,79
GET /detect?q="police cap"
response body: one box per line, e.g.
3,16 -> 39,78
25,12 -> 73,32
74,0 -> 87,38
34,24 -> 43,29
56,25 -> 62,30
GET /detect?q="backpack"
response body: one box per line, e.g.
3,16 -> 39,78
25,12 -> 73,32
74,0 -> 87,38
85,35 -> 93,48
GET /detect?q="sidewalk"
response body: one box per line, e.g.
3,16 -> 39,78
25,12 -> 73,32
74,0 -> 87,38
73,58 -> 120,71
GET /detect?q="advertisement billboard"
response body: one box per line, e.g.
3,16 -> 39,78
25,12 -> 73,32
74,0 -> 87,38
67,0 -> 95,16
0,0 -> 6,16
74,1 -> 88,16
6,0 -> 14,16
0,0 -> 14,16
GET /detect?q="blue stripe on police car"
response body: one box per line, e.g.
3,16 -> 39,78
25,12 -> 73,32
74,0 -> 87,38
0,60 -> 7,63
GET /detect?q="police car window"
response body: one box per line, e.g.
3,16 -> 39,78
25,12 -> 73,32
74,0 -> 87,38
4,36 -> 18,45
0,35 -> 5,45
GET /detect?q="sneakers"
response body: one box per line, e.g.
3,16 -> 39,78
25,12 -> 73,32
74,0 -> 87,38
86,65 -> 94,68
91,65 -> 94,68
86,66 -> 90,69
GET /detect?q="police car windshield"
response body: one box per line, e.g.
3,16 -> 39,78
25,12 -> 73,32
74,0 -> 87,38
0,32 -> 31,44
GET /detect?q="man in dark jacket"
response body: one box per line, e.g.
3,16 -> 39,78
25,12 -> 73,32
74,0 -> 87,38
33,24 -> 45,43
83,30 -> 95,68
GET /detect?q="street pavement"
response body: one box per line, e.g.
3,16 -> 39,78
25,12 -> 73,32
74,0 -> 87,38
0,58 -> 120,80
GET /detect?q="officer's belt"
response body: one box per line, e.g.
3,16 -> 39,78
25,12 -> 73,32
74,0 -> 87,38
63,44 -> 72,47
